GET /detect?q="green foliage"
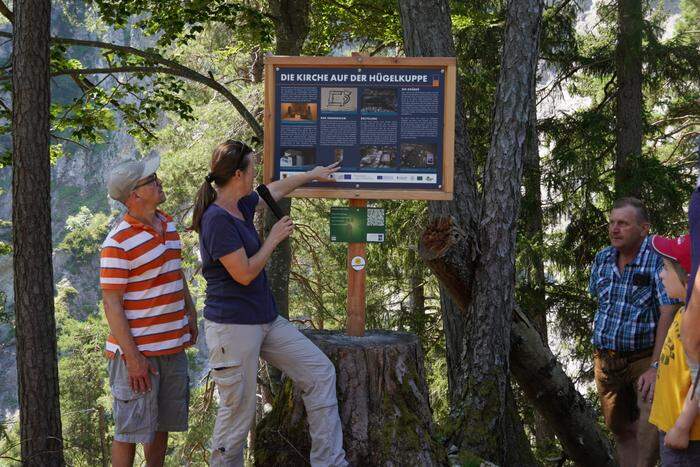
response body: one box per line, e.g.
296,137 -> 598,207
166,377 -> 217,466
452,1 -> 505,161
57,207 -> 113,261
534,0 -> 700,365
425,336 -> 450,430
0,419 -> 21,464
55,280 -> 111,466
89,0 -> 273,48
305,0 -> 403,56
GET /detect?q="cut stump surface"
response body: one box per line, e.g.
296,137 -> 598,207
254,330 -> 444,466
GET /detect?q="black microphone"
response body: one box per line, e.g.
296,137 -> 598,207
256,184 -> 285,220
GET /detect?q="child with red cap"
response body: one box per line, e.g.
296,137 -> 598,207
649,234 -> 700,463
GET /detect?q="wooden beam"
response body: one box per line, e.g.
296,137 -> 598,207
346,198 -> 368,336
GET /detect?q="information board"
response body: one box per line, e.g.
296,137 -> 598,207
264,56 -> 455,200
330,207 -> 386,243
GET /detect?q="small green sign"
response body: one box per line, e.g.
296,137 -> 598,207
330,207 -> 386,243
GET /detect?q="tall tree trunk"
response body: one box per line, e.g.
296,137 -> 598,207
455,2 -> 542,463
269,0 -> 310,57
614,0 -> 643,198
520,53 -> 555,451
400,0 -> 543,463
12,0 -> 64,465
398,0 -> 480,409
264,0 -> 311,319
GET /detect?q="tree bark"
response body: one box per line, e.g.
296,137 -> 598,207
420,219 -> 618,466
269,0 -> 310,57
263,0 -> 311,320
254,330 -> 444,466
398,0 -> 479,411
12,0 -> 64,464
614,0 -> 643,198
510,309 -> 617,467
400,1 -> 543,463
453,1 -> 543,463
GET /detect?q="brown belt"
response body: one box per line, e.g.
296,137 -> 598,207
594,347 -> 653,361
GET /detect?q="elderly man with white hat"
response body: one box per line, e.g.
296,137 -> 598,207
100,154 -> 197,467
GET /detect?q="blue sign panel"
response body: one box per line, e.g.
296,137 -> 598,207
272,66 -> 446,191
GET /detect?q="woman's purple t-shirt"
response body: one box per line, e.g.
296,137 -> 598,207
199,192 -> 277,324
689,187 -> 700,303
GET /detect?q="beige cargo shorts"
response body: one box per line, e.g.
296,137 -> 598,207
108,350 -> 190,444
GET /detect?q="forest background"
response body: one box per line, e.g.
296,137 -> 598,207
0,0 -> 698,465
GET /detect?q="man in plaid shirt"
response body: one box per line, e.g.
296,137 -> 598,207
589,197 -> 679,467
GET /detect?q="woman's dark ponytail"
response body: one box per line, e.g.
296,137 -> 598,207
190,179 -> 217,233
189,140 -> 253,233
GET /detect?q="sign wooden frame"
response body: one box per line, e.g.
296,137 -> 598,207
263,55 -> 456,201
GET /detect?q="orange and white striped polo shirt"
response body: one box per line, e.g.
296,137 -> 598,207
100,210 -> 191,357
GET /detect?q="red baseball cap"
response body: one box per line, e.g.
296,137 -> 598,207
651,234 -> 691,273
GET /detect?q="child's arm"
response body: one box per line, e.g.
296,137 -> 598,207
665,390 -> 699,449
689,358 -> 700,402
665,360 -> 700,449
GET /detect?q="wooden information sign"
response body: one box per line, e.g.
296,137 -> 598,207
263,55 -> 456,335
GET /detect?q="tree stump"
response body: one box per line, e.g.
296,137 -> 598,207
254,330 -> 445,466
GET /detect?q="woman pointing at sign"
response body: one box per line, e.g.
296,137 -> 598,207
190,140 -> 345,467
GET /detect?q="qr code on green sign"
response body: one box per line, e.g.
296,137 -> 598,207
367,208 -> 385,227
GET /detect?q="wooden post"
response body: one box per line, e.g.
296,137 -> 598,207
347,199 -> 367,336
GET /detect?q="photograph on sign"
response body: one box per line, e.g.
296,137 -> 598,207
264,56 -> 455,200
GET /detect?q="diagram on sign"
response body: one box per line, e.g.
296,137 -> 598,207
328,91 -> 351,106
320,88 -> 357,112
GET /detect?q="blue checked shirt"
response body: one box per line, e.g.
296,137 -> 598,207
588,235 -> 678,351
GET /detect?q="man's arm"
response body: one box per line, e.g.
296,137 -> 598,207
638,304 -> 678,401
102,289 -> 157,393
180,270 -> 198,344
683,274 -> 700,361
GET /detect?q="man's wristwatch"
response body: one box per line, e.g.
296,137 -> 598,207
650,360 -> 659,370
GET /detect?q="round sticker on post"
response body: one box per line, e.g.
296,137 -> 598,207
351,256 -> 366,271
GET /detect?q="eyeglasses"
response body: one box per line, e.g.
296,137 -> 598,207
133,173 -> 160,190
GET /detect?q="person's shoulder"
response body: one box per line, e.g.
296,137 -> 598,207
202,203 -> 223,219
641,237 -> 663,263
101,218 -> 131,249
241,191 -> 260,209
201,204 -> 234,228
593,246 -> 614,264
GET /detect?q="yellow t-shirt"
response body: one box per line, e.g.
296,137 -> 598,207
649,307 -> 700,438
